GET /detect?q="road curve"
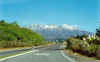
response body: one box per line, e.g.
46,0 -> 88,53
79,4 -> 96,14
1,44 -> 75,62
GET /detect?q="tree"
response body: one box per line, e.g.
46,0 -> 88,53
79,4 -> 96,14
96,27 -> 100,37
0,20 -> 5,24
76,34 -> 88,40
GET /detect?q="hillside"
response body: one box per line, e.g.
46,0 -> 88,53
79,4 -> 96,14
0,20 -> 43,48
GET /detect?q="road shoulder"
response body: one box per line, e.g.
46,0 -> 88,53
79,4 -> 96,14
64,49 -> 100,62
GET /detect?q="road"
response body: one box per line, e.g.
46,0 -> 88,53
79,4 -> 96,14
0,44 -> 76,62
0,48 -> 32,56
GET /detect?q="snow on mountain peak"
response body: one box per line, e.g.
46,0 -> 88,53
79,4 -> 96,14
62,24 -> 77,30
27,24 -> 77,30
26,24 -> 88,40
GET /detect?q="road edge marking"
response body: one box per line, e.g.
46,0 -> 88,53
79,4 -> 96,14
60,50 -> 76,62
0,50 -> 39,61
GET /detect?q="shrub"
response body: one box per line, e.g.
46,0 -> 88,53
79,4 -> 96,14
96,45 -> 100,59
65,28 -> 100,59
82,44 -> 97,56
94,37 -> 100,44
66,36 -> 100,58
66,37 -> 86,51
75,35 -> 88,40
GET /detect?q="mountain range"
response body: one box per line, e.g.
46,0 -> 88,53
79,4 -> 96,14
26,24 -> 89,41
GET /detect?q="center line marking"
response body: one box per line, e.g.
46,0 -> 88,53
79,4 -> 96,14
34,53 -> 50,56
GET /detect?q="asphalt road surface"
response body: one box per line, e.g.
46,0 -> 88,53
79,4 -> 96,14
0,44 -> 76,62
0,48 -> 32,56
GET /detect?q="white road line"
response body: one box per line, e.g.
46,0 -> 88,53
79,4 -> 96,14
60,50 -> 76,62
34,53 -> 50,56
0,50 -> 39,61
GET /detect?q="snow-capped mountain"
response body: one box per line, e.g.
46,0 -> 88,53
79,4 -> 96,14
26,24 -> 89,40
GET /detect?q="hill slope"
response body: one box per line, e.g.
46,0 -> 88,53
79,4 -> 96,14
0,20 -> 43,48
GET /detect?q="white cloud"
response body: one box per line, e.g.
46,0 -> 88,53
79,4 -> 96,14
43,25 -> 58,29
62,24 -> 78,30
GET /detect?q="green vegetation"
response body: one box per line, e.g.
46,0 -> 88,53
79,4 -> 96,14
65,28 -> 100,59
0,20 -> 44,48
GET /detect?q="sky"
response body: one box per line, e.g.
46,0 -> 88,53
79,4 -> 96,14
0,0 -> 99,32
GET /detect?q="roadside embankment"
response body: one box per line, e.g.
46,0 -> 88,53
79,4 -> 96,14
64,49 -> 100,62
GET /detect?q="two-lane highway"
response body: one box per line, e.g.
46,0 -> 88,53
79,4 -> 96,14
0,44 -> 76,62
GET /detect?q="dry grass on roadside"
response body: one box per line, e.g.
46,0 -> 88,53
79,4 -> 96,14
64,49 -> 97,61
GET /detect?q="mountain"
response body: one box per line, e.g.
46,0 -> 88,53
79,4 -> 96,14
26,24 -> 89,41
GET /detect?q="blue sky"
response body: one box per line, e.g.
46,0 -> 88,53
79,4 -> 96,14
0,0 -> 99,32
